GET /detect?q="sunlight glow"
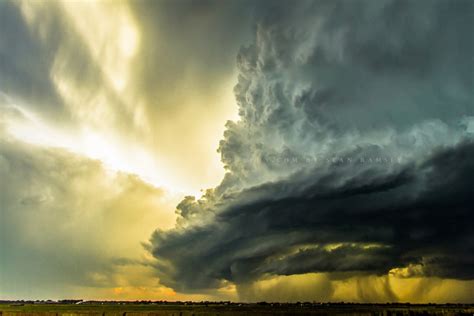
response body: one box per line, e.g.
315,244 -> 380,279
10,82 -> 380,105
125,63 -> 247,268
5,104 -> 197,197
120,24 -> 139,58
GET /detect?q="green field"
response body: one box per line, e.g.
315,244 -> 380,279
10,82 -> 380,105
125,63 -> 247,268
1,303 -> 473,316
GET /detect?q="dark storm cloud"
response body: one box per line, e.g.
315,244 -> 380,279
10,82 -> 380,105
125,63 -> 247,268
151,141 -> 474,291
149,0 -> 474,292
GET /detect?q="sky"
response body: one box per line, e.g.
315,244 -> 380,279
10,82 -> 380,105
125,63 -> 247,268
0,0 -> 473,303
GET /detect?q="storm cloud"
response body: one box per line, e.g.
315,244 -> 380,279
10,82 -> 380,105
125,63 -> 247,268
1,0 -> 473,302
149,0 -> 474,294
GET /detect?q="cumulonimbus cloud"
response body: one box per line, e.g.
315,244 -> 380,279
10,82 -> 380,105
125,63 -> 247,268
149,0 -> 474,292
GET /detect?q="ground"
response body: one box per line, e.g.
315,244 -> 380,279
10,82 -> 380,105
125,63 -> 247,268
1,303 -> 474,316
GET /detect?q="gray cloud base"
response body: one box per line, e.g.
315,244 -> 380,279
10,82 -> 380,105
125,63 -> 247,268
149,0 -> 474,292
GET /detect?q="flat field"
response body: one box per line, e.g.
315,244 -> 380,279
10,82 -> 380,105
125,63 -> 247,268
1,303 -> 473,316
